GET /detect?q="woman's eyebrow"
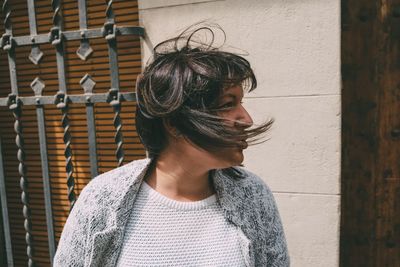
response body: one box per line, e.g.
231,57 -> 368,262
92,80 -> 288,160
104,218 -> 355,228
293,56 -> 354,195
222,93 -> 237,99
222,93 -> 244,100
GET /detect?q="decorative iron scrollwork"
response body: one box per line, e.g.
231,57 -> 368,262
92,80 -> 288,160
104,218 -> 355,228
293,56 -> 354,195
49,27 -> 63,46
29,46 -> 44,65
102,21 -> 117,41
107,88 -> 124,166
80,74 -> 96,94
54,91 -> 76,209
7,93 -> 21,110
54,91 -> 69,109
7,93 -> 36,266
0,33 -> 14,51
107,88 -> 121,106
30,77 -> 45,97
76,39 -> 93,61
104,0 -> 116,42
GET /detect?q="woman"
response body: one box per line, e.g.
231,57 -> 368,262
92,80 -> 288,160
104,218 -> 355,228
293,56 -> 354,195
53,26 -> 289,267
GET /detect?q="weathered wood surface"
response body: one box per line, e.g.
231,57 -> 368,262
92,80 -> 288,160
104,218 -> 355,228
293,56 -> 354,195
341,0 -> 400,266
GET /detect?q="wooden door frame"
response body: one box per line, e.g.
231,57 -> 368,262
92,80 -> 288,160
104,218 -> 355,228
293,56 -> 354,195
341,0 -> 400,266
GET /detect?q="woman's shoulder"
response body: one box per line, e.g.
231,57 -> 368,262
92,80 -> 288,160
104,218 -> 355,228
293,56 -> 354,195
87,158 -> 150,186
53,159 -> 150,265
228,166 -> 279,212
77,158 -> 151,206
233,166 -> 274,195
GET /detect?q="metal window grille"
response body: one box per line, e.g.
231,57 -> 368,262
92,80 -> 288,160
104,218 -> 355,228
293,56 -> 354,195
0,0 -> 144,266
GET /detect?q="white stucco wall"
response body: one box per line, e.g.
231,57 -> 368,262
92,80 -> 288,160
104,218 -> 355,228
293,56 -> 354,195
137,1 -> 341,266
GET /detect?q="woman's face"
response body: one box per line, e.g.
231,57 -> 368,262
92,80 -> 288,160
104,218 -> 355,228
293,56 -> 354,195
167,84 -> 254,169
210,84 -> 254,166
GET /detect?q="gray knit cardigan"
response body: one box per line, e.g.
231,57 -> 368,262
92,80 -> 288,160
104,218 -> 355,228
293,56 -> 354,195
53,157 -> 290,267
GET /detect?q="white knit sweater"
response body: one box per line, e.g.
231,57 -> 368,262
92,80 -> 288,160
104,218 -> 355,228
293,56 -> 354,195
115,181 -> 246,267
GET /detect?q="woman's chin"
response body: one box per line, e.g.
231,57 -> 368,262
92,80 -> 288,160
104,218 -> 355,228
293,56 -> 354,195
236,149 -> 245,163
209,147 -> 246,168
226,149 -> 245,166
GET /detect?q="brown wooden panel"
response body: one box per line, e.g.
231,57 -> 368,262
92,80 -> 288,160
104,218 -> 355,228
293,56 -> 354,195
341,0 -> 400,266
0,0 -> 145,265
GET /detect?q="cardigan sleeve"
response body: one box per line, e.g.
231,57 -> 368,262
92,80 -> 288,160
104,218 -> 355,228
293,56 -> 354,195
264,185 -> 290,267
53,183 -> 94,267
258,181 -> 290,267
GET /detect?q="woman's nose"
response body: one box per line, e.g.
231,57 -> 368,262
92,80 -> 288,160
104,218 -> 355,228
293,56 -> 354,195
235,105 -> 253,128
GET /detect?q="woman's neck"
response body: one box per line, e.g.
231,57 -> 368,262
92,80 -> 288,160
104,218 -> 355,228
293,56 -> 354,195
144,154 -> 215,202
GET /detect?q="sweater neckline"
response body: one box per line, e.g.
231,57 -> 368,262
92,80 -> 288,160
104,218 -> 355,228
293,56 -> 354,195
141,181 -> 217,211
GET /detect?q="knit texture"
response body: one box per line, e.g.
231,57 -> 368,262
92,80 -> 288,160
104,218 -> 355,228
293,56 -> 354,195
53,158 -> 290,267
115,181 -> 246,266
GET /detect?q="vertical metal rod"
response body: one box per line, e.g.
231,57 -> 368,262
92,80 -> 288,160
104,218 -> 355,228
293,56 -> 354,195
0,137 -> 14,267
6,53 -> 17,94
27,0 -> 55,261
86,103 -> 99,178
2,0 -> 17,95
61,106 -> 77,206
104,0 -> 125,167
8,97 -> 35,267
50,0 -> 78,214
76,0 -> 92,61
26,0 -> 37,35
50,0 -> 66,93
2,1 -> 36,266
77,0 -> 98,177
55,101 -> 77,206
111,100 -> 124,167
26,0 -> 43,65
81,79 -> 99,178
36,105 -> 56,263
78,0 -> 87,30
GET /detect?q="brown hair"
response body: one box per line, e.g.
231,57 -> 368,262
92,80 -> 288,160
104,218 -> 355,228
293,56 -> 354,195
135,25 -> 274,165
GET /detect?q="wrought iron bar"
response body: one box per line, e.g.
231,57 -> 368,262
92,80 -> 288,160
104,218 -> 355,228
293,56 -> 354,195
86,104 -> 99,178
2,1 -> 36,265
107,89 -> 124,166
26,0 -> 43,65
7,96 -> 35,267
113,101 -> 124,166
0,136 -> 14,267
104,0 -> 125,167
104,0 -> 119,89
54,93 -> 78,205
0,92 -> 137,107
36,105 -> 56,262
80,74 -> 99,178
76,0 -> 92,61
11,26 -> 144,46
77,0 -> 97,177
1,0 -> 17,95
31,78 -> 56,262
78,0 -> 88,30
51,0 -> 66,92
50,0 -> 77,212
27,0 -> 55,261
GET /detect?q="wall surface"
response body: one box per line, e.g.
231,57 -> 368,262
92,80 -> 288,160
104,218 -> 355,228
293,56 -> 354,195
138,0 -> 341,266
